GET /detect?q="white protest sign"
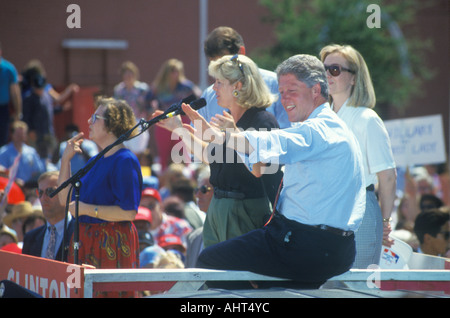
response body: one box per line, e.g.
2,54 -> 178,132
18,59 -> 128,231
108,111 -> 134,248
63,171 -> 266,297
384,114 -> 446,167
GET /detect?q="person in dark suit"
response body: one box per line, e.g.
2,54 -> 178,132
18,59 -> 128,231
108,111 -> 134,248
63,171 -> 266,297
22,171 -> 74,262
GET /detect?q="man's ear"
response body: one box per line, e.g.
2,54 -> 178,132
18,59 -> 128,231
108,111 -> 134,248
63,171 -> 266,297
238,46 -> 246,55
312,83 -> 321,97
423,233 -> 434,244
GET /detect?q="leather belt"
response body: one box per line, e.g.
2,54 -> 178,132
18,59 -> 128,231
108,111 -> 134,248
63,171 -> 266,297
274,214 -> 354,237
313,224 -> 354,237
366,184 -> 374,192
214,188 -> 245,200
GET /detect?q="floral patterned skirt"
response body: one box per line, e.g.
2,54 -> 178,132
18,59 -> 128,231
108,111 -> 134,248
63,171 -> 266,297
68,221 -> 140,298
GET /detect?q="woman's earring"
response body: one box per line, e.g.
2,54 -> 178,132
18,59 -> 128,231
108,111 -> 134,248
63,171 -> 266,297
233,89 -> 239,97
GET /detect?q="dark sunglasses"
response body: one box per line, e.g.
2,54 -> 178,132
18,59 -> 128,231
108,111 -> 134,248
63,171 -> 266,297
324,64 -> 355,77
195,185 -> 212,194
91,113 -> 106,124
230,54 -> 245,76
37,187 -> 57,198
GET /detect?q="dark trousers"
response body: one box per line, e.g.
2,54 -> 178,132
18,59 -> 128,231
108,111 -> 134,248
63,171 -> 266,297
196,214 -> 356,289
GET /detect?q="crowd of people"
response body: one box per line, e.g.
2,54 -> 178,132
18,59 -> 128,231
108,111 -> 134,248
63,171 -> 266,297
0,26 -> 449,297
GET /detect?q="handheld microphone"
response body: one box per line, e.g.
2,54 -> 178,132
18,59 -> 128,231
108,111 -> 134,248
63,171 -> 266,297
165,98 -> 207,118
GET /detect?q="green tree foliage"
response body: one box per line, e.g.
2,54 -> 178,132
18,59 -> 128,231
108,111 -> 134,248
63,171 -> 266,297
252,0 -> 434,116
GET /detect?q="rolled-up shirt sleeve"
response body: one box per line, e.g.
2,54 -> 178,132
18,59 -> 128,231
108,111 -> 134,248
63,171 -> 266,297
236,129 -> 284,171
237,125 -> 322,165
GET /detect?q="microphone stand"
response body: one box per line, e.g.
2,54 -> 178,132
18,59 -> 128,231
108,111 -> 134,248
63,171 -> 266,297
49,101 -> 193,265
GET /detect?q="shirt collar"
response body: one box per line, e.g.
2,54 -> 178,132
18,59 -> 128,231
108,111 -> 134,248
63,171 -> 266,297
309,102 -> 330,119
47,213 -> 72,234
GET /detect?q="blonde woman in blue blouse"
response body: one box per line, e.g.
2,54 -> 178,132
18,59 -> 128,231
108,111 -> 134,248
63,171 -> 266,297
320,44 -> 397,269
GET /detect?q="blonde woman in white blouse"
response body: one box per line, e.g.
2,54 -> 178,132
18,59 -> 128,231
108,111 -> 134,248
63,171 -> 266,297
320,44 -> 397,269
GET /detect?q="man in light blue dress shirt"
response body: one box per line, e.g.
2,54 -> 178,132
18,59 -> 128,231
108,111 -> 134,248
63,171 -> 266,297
198,26 -> 291,129
0,121 -> 45,184
190,54 -> 366,289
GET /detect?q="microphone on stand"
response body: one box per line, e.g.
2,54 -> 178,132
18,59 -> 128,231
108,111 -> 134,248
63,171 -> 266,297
165,97 -> 207,118
138,95 -> 206,133
148,98 -> 206,122
163,94 -> 197,115
139,97 -> 207,132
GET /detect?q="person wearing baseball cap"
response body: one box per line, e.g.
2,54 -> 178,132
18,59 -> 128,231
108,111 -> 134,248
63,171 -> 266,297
0,226 -> 21,253
134,206 -> 154,253
141,187 -> 192,249
158,233 -> 186,253
158,233 -> 186,264
134,205 -> 153,231
141,187 -> 162,203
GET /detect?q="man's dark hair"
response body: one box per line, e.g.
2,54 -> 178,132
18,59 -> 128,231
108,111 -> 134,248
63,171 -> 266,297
204,26 -> 244,59
171,177 -> 196,203
414,208 -> 449,244
419,194 -> 443,212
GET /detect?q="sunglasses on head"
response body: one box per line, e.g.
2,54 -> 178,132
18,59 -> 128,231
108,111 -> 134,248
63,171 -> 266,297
195,185 -> 212,194
37,187 -> 57,198
230,54 -> 245,76
324,64 -> 355,77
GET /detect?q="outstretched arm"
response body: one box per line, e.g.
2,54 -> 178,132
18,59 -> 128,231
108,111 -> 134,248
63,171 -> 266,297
181,103 -> 261,176
181,103 -> 255,155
